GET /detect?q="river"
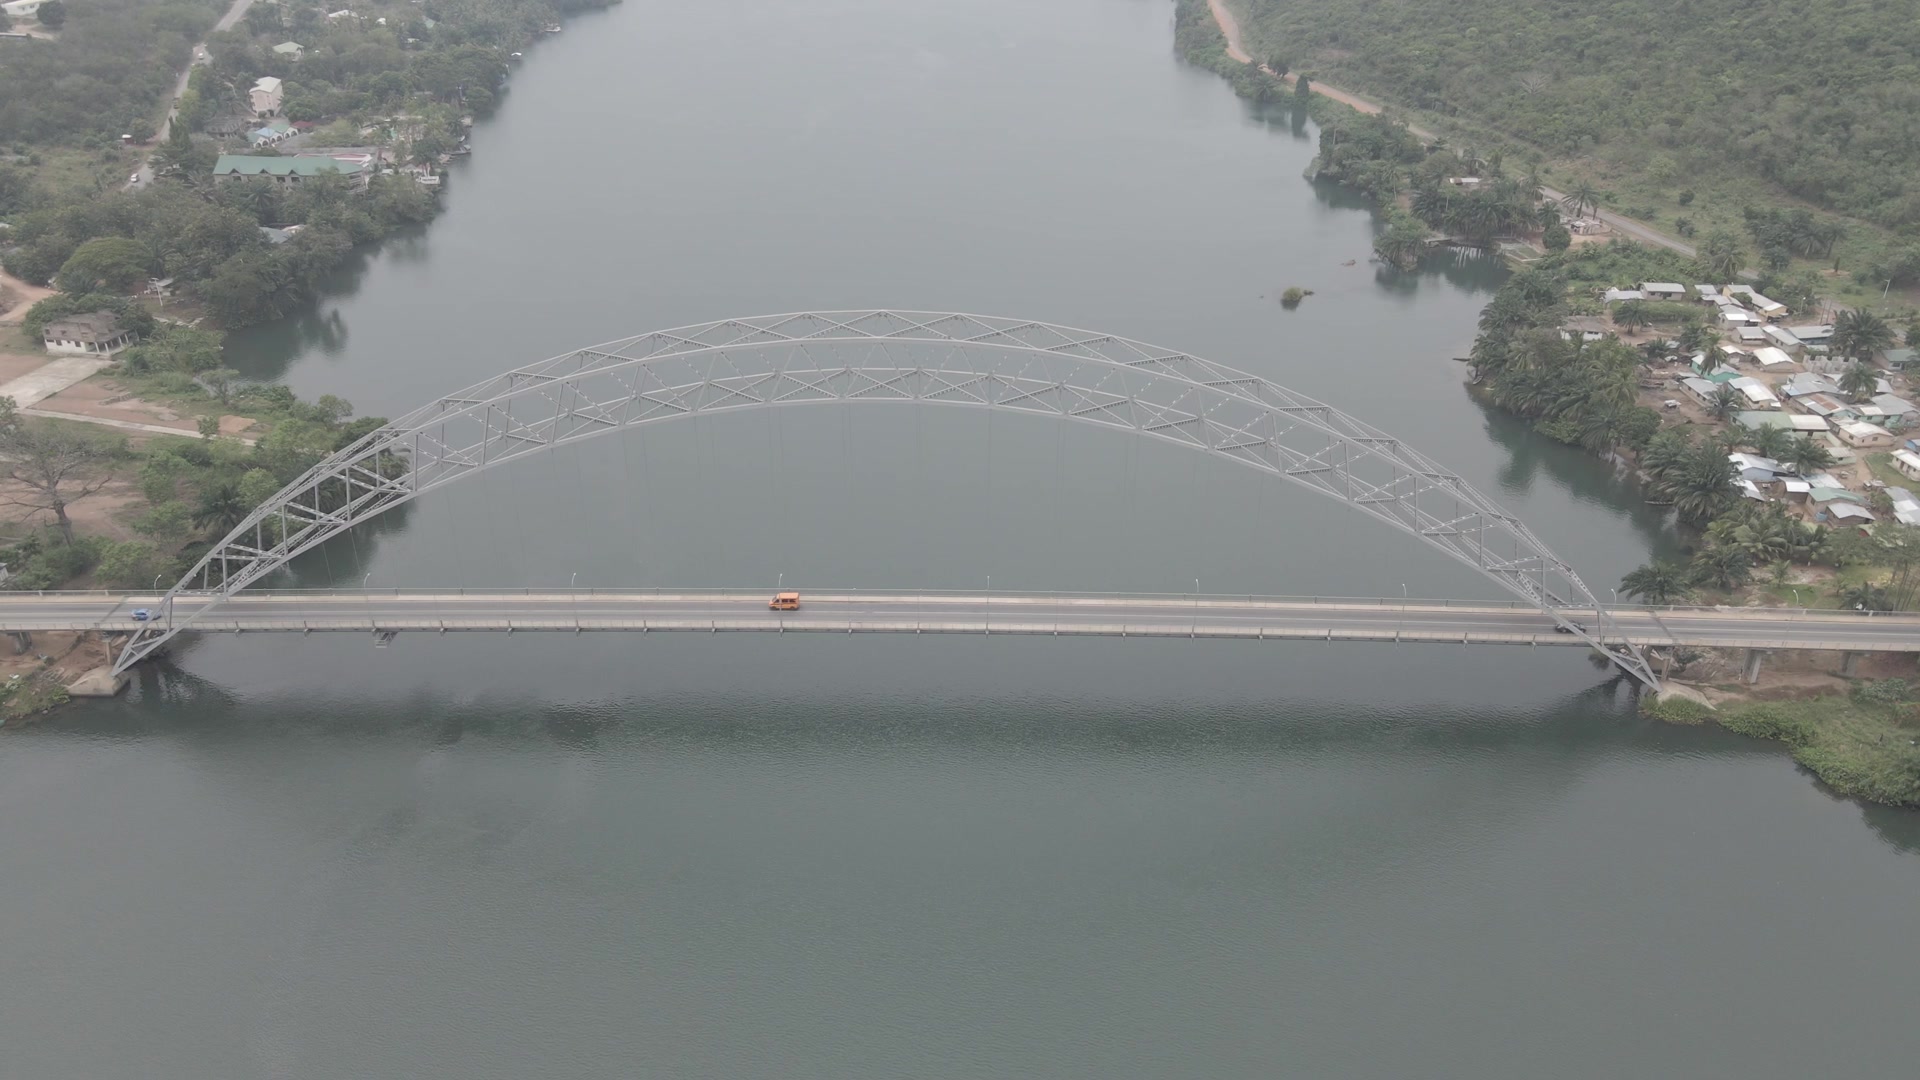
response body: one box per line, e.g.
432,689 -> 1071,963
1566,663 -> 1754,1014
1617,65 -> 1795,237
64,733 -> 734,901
4,1 -> 1919,1076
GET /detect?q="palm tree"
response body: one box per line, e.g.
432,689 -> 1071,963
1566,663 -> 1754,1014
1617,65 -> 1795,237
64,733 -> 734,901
1831,309 -> 1896,363
1612,300 -> 1653,332
1689,544 -> 1753,590
1699,230 -> 1745,280
1677,321 -> 1718,355
192,482 -> 249,535
1620,560 -> 1690,604
1707,383 -> 1742,421
1560,181 -> 1600,219
1785,435 -> 1835,475
1749,424 -> 1797,460
1372,216 -> 1430,270
1836,581 -> 1893,612
1840,362 -> 1881,402
1657,441 -> 1738,524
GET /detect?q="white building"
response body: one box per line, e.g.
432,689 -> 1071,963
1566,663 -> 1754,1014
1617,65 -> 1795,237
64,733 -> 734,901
1,0 -> 48,17
42,312 -> 136,358
250,76 -> 284,117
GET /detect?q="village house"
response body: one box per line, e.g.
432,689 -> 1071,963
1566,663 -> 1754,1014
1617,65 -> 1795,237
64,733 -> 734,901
272,41 -> 305,60
42,312 -> 137,358
1602,287 -> 1644,303
1567,218 -> 1606,235
1887,487 -> 1920,527
1560,316 -> 1610,342
248,119 -> 293,147
1718,306 -> 1758,328
1786,324 -> 1834,347
1881,347 -> 1918,371
1762,325 -> 1802,353
1734,326 -> 1768,345
1737,410 -> 1829,435
1835,419 -> 1897,449
1,0 -> 48,17
1695,284 -> 1721,302
1891,448 -> 1920,482
1639,282 -> 1686,300
250,76 -> 284,117
1826,502 -> 1877,526
1751,345 -> 1798,371
1730,376 -> 1780,409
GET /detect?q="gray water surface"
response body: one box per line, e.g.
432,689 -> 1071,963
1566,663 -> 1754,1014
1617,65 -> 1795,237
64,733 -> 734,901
4,1 -> 1918,1077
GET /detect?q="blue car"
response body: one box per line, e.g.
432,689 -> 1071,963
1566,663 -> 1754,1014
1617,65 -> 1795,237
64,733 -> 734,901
131,609 -> 154,622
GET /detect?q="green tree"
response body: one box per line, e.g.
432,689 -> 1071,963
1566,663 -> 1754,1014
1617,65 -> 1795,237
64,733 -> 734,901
94,540 -> 161,589
1784,435 -> 1836,475
192,482 -> 248,534
1559,181 -> 1599,219
1612,299 -> 1653,332
1840,362 -> 1881,402
1700,230 -> 1745,279
1541,219 -> 1570,252
133,500 -> 193,544
237,468 -> 282,509
1689,544 -> 1753,590
1372,213 -> 1429,269
36,1 -> 64,28
1707,383 -> 1741,421
55,237 -> 152,294
1619,560 -> 1689,604
1294,75 -> 1311,101
1831,309 -> 1896,363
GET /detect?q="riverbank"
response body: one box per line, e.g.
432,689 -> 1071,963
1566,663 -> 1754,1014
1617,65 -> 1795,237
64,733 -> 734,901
1648,667 -> 1920,807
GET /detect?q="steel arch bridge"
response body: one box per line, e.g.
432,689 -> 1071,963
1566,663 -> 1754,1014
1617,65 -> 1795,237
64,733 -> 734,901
112,310 -> 1657,686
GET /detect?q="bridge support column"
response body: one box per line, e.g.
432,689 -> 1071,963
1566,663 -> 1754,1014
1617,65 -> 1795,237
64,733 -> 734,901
1742,648 -> 1768,685
9,631 -> 30,655
1839,651 -> 1863,677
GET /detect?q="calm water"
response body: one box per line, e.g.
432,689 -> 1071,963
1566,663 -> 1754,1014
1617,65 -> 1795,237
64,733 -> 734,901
4,1 -> 1918,1076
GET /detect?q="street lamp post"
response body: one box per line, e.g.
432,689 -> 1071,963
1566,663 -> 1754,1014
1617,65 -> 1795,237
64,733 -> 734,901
1194,578 -> 1200,638
571,572 -> 579,631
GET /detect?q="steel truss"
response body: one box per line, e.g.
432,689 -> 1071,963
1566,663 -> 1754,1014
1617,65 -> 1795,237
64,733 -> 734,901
113,311 -> 1658,687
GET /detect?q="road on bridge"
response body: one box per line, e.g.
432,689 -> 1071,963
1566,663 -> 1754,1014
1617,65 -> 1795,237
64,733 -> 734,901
9,591 -> 1920,654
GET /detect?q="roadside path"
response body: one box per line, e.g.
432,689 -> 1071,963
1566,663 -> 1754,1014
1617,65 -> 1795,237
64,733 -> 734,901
1202,0 -> 1695,258
20,407 -> 258,445
130,0 -> 259,189
0,357 -> 112,407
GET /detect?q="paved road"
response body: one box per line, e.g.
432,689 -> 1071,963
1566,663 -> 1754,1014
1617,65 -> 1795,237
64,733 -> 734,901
130,0 -> 257,190
10,591 -> 1920,653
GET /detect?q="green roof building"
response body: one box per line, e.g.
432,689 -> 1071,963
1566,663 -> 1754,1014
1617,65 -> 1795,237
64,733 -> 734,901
213,155 -> 368,189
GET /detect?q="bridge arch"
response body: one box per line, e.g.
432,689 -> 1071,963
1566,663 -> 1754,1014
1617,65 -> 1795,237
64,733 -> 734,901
115,310 -> 1655,685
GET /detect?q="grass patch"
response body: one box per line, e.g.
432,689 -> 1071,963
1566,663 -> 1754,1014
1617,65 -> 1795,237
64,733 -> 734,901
0,670 -> 71,723
1646,687 -> 1920,806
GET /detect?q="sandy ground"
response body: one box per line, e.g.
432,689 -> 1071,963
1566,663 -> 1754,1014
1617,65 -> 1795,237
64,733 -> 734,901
0,473 -> 145,543
33,376 -> 257,439
0,631 -> 108,685
1675,646 -> 1917,703
0,270 -> 55,324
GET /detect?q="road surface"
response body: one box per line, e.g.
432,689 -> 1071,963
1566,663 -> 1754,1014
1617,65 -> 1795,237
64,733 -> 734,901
9,590 -> 1920,653
129,0 -> 258,190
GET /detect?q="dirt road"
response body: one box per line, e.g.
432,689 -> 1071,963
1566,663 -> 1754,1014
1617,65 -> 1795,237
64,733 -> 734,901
1201,0 -> 1695,258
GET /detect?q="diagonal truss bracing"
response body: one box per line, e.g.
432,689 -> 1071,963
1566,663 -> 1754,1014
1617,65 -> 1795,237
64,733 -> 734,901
112,311 -> 1657,687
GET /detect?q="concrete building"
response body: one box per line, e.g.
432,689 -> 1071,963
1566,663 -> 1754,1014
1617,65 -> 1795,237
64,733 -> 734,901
42,312 -> 136,358
1891,448 -> 1920,482
250,76 -> 284,117
272,41 -> 305,60
1,0 -> 49,17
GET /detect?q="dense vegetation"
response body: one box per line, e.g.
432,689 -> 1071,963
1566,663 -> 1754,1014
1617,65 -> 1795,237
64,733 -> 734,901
1230,0 -> 1920,232
0,0 -> 223,145
0,391 -> 384,592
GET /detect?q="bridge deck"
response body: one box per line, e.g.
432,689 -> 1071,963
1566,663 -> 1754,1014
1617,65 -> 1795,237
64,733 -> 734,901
6,591 -> 1919,654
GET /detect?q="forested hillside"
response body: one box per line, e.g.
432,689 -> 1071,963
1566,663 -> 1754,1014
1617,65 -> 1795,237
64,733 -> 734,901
1232,0 -> 1920,233
0,0 -> 224,145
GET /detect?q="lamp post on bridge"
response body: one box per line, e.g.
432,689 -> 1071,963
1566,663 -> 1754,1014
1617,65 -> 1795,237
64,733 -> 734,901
571,572 -> 579,631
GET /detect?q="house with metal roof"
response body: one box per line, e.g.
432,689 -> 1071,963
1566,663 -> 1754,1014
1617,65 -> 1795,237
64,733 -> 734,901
213,154 -> 369,189
42,312 -> 137,358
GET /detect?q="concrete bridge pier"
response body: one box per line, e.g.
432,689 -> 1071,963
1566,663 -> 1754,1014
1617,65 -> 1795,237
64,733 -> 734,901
9,631 -> 30,654
1743,648 -> 1769,685
1839,651 -> 1863,677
